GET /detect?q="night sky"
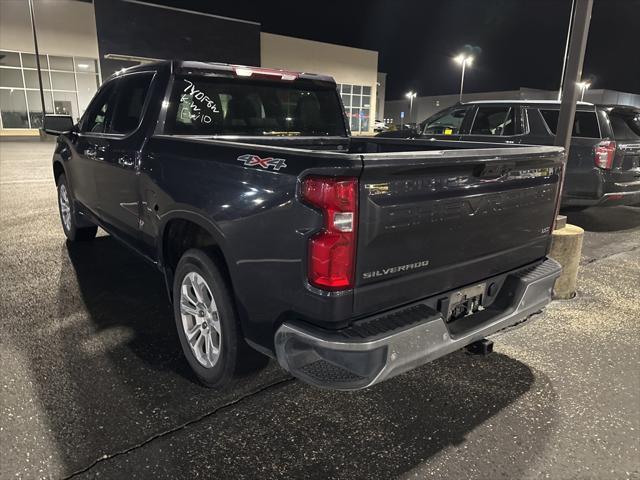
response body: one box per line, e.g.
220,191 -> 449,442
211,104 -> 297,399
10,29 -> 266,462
153,0 -> 640,100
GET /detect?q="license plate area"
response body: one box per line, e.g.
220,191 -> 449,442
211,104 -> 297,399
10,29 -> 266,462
446,283 -> 485,322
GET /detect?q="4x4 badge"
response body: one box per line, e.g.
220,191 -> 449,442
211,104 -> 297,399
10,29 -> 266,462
237,154 -> 287,171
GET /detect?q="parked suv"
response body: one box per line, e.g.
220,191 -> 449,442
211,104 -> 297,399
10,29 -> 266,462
387,101 -> 640,208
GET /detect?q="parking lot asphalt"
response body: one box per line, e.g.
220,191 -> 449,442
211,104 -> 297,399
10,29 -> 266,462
1,140 -> 639,480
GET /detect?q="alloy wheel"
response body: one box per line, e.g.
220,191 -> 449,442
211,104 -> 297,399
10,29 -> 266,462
59,184 -> 72,231
180,271 -> 222,368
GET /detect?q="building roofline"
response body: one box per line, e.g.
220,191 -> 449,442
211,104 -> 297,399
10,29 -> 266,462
260,32 -> 379,57
122,0 -> 260,26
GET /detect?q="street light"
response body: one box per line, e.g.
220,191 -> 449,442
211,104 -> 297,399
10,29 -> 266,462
405,91 -> 417,127
577,81 -> 591,101
454,54 -> 474,102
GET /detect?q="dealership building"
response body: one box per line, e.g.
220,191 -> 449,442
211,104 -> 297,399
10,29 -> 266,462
0,0 -> 381,136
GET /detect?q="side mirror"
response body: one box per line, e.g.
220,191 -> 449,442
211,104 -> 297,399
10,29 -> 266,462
43,114 -> 74,135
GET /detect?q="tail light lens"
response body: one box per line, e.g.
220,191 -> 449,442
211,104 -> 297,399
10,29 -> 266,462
594,140 -> 616,169
301,176 -> 358,290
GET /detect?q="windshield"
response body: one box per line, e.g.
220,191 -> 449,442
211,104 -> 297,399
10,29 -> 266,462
165,76 -> 347,137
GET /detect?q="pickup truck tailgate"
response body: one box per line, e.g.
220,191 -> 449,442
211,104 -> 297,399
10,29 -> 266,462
353,146 -> 564,316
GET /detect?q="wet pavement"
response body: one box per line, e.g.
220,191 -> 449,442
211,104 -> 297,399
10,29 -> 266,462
1,140 -> 639,479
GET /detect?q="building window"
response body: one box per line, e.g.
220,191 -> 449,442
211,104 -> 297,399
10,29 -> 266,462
0,50 -> 101,129
336,83 -> 372,133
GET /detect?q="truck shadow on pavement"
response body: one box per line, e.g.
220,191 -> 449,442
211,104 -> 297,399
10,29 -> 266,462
562,205 -> 640,232
23,235 -> 555,478
90,351 -> 557,480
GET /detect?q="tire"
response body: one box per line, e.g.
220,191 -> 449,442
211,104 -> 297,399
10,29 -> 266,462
56,174 -> 98,241
172,249 -> 241,388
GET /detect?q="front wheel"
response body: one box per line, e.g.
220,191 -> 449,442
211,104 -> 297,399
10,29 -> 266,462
57,174 -> 98,241
172,249 -> 241,388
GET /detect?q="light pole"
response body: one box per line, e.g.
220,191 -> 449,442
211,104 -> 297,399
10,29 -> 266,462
454,54 -> 473,102
577,81 -> 591,101
405,91 -> 417,126
28,0 -> 46,129
558,0 -> 577,101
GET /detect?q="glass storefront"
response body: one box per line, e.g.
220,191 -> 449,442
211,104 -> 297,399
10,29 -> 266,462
0,50 -> 100,129
336,83 -> 372,134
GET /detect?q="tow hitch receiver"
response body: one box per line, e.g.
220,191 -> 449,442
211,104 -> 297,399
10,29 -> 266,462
465,338 -> 494,356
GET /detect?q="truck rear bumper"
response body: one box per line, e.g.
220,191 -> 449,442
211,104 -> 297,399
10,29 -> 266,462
274,258 -> 561,391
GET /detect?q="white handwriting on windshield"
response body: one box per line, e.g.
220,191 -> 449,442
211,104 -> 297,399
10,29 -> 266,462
180,80 -> 219,124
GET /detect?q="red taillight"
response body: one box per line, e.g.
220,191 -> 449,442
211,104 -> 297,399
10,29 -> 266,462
301,176 -> 358,290
594,140 -> 616,169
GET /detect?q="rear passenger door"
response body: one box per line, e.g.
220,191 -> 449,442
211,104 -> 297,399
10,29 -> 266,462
461,105 -> 525,145
94,71 -> 155,248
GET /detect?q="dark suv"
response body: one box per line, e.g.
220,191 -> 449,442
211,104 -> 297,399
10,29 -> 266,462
391,101 -> 640,208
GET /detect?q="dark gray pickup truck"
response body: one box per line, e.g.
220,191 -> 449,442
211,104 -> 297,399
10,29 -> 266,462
45,61 -> 562,391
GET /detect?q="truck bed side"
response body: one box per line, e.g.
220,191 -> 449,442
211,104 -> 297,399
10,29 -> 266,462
140,134 -> 563,354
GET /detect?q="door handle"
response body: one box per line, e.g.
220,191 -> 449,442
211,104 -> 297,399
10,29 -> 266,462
85,145 -> 107,160
118,156 -> 135,168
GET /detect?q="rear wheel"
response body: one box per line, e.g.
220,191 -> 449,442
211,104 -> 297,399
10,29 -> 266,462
57,174 -> 98,241
172,249 -> 241,388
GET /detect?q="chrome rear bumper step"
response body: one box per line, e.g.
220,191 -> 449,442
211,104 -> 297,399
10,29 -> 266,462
274,257 -> 561,391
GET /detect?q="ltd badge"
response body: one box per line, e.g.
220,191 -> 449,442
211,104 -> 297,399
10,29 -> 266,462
238,154 -> 287,171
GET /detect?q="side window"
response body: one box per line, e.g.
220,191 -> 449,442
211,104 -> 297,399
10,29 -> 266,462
470,106 -> 514,136
422,107 -> 470,135
109,73 -> 154,135
540,110 -> 601,138
82,83 -> 116,133
540,110 -> 559,134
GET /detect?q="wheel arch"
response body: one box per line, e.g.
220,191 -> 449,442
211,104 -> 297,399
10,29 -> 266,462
158,211 -> 235,303
53,160 -> 66,185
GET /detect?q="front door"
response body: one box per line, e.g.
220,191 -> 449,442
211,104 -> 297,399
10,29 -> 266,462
94,72 -> 155,248
68,82 -> 117,213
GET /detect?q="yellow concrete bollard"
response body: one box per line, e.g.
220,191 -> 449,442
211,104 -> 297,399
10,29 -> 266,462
549,223 -> 585,299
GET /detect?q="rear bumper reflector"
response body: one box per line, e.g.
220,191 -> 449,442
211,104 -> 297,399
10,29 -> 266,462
599,189 -> 640,206
274,257 -> 562,391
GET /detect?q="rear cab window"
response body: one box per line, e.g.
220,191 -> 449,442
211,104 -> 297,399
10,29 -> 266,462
540,109 -> 601,138
165,76 -> 347,136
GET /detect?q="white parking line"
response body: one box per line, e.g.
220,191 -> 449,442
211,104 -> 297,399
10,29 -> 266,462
0,179 -> 52,185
